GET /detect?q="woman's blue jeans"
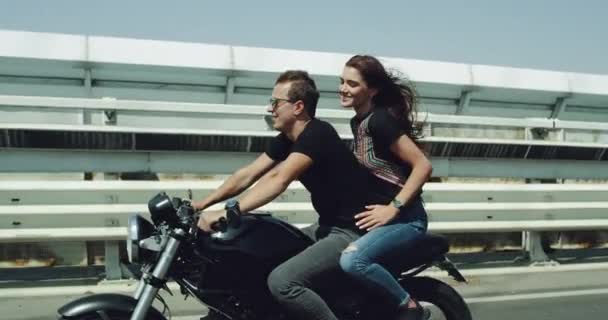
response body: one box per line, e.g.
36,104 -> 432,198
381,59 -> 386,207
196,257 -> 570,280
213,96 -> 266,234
339,198 -> 428,307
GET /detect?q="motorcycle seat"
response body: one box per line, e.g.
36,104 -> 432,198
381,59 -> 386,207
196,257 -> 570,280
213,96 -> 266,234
385,233 -> 450,274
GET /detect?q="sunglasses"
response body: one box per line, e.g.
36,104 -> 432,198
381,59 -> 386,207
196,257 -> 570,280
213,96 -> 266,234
268,97 -> 295,110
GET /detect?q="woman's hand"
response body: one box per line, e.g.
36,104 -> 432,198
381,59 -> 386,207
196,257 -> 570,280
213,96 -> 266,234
197,210 -> 226,232
355,204 -> 400,231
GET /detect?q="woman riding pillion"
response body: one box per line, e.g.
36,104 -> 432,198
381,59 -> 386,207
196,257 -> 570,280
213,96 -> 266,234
338,55 -> 433,320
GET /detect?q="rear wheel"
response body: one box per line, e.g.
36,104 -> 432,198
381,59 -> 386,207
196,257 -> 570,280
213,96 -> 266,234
200,309 -> 230,320
401,277 -> 472,320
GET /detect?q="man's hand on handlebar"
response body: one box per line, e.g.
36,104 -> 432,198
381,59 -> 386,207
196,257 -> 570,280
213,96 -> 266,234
197,210 -> 226,232
192,200 -> 209,212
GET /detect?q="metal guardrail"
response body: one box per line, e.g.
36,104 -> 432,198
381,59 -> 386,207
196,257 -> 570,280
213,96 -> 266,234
2,94 -> 608,142
3,207 -> 608,238
3,181 -> 608,227
3,180 -> 608,202
2,149 -> 608,180
1,227 -> 127,242
1,180 -> 608,278
2,95 -> 607,179
3,201 -> 608,230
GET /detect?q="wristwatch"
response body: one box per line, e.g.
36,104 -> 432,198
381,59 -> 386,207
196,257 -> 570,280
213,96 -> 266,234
391,198 -> 405,210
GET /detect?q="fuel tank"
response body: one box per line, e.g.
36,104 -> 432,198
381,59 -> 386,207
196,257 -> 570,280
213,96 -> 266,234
197,214 -> 313,290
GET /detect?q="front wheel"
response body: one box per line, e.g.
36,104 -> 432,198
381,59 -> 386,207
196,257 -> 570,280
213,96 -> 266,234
59,311 -> 129,320
59,310 -> 164,320
401,277 -> 472,320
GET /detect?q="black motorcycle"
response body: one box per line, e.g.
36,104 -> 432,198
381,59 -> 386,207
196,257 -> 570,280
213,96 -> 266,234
57,192 -> 472,320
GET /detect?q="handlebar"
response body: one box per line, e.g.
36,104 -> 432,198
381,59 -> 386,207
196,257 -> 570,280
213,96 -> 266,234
209,199 -> 242,232
176,200 -> 194,225
210,217 -> 228,232
149,192 -> 243,236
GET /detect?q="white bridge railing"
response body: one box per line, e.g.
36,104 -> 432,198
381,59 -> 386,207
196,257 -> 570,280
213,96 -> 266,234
2,94 -> 608,142
2,180 -> 608,278
2,94 -> 608,179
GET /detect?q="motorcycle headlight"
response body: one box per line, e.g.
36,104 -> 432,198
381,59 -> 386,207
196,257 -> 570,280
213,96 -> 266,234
127,214 -> 154,263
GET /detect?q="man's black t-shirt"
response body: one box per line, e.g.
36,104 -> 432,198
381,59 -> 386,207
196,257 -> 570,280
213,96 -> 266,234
265,119 -> 391,232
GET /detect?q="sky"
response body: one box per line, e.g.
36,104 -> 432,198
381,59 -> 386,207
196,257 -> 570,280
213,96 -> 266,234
1,0 -> 607,75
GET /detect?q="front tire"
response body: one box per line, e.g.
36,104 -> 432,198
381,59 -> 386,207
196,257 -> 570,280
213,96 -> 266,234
401,277 -> 472,320
59,310 -> 164,320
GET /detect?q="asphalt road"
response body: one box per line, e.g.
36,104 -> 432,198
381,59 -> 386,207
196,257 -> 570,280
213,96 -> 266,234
2,263 -> 608,320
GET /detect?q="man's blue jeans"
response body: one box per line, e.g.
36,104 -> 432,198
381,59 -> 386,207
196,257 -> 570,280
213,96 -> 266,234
339,198 -> 428,307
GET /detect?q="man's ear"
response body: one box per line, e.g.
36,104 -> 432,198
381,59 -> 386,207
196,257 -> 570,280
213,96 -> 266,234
292,100 -> 306,116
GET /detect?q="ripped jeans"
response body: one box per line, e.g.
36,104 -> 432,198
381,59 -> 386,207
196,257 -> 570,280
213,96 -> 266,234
339,198 -> 428,307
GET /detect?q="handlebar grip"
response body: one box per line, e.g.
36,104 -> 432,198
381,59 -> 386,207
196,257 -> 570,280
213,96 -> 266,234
224,199 -> 242,228
210,217 -> 228,232
225,199 -> 240,212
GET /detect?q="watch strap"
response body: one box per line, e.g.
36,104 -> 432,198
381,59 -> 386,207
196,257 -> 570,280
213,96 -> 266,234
391,198 -> 404,209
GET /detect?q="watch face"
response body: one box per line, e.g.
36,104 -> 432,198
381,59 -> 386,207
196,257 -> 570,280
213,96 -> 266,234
392,199 -> 403,208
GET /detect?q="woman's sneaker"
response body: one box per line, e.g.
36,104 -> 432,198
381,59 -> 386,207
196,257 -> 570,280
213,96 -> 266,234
396,299 -> 431,320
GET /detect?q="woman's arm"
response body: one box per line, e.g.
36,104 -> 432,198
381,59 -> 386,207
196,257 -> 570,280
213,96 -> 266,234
355,134 -> 432,231
389,134 -> 433,205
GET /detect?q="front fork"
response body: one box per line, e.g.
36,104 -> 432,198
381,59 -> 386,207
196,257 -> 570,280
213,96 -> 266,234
130,230 -> 185,320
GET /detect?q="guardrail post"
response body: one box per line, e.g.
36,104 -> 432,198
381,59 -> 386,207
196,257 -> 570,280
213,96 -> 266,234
104,240 -> 123,280
101,170 -> 124,280
521,177 -> 559,266
522,231 -> 558,266
82,68 -> 93,125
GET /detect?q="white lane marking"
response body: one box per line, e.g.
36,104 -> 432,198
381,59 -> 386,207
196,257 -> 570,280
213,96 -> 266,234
422,262 -> 608,278
466,288 -> 608,304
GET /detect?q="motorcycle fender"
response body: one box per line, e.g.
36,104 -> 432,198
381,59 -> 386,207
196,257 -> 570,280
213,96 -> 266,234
58,293 -> 166,320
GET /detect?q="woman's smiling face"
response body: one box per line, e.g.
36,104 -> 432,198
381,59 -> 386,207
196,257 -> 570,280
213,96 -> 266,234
339,66 -> 376,109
